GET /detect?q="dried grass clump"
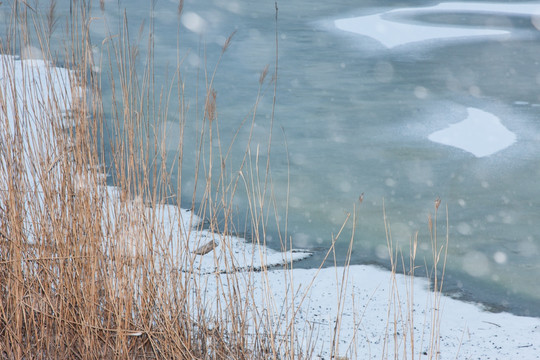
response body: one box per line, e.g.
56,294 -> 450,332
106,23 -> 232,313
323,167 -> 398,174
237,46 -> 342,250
0,2 -> 295,358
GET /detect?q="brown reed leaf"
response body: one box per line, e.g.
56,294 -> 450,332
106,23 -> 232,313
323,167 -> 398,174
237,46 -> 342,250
206,88 -> 217,123
178,0 -> 184,16
259,64 -> 269,85
222,30 -> 237,53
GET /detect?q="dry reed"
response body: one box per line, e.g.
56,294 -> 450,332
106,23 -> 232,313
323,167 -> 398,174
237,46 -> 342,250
0,1 -> 449,359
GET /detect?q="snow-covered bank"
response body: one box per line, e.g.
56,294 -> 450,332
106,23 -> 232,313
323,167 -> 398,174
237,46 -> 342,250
104,186 -> 313,274
252,266 -> 540,358
3,53 -> 539,359
153,194 -> 540,359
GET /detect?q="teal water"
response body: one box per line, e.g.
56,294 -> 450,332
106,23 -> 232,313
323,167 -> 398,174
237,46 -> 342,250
5,1 -> 540,317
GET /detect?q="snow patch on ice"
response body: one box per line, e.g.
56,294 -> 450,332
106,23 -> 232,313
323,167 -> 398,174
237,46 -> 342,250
428,107 -> 516,157
334,2 -> 540,49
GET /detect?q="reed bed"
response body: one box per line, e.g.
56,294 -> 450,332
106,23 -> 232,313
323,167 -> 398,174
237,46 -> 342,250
0,1 -> 448,359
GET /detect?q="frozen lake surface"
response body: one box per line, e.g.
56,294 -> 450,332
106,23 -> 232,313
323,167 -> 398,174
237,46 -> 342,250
3,53 -> 539,358
6,1 -> 540,317
100,0 -> 540,317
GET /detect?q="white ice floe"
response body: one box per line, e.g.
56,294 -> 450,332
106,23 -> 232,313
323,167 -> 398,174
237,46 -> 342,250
428,107 -> 516,157
334,2 -> 540,49
3,53 -> 539,359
